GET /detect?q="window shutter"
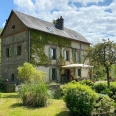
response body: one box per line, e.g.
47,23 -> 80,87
14,47 -> 17,55
75,52 -> 78,62
49,68 -> 52,81
64,50 -> 66,60
80,52 -> 82,62
75,69 -> 78,79
9,48 -> 12,57
57,68 -> 60,81
69,49 -> 72,61
49,47 -> 52,59
56,47 -> 59,59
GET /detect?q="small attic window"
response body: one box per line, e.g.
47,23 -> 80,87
46,27 -> 53,32
74,35 -> 80,40
12,25 -> 15,30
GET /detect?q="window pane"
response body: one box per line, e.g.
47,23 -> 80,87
11,74 -> 15,82
51,48 -> 56,59
78,69 -> 81,77
6,48 -> 9,57
52,68 -> 56,80
66,51 -> 69,61
17,46 -> 21,55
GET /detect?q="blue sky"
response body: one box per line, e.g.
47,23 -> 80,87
0,0 -> 116,44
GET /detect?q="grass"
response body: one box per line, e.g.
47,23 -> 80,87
0,93 -> 69,116
95,81 -> 116,86
110,82 -> 116,87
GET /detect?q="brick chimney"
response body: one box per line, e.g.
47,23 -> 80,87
55,16 -> 64,30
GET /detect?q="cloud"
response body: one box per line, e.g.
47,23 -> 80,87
69,0 -> 105,6
2,22 -> 5,28
14,0 -> 116,44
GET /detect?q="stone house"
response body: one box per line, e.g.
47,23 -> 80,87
0,10 -> 91,84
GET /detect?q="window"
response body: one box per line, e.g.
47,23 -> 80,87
6,48 -> 10,57
49,68 -> 60,81
52,68 -> 57,80
17,45 -> 21,55
49,47 -> 57,60
78,69 -> 81,77
74,35 -> 80,40
75,52 -> 81,62
11,74 -> 14,82
46,27 -> 53,32
6,48 -> 12,57
51,48 -> 56,59
75,69 -> 81,78
64,50 -> 69,61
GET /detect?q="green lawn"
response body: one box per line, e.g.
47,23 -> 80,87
95,81 -> 116,86
110,82 -> 116,86
0,93 -> 69,116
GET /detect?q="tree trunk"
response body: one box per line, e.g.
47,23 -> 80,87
106,67 -> 110,87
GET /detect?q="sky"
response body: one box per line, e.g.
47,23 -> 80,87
0,0 -> 116,44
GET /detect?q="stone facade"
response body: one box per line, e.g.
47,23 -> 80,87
1,12 -> 29,83
1,10 -> 91,83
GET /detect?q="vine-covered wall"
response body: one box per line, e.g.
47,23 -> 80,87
30,29 -> 71,66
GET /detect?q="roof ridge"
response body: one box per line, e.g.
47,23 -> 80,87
1,10 -> 90,44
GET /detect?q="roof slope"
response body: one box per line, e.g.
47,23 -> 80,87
2,10 -> 90,43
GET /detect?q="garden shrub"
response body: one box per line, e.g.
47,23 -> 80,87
19,82 -> 49,107
110,86 -> 116,96
94,95 -> 115,115
18,62 -> 47,83
5,83 -> 16,92
48,84 -> 64,99
63,82 -> 98,116
79,79 -> 94,88
53,87 -> 63,99
111,94 -> 116,102
94,83 -> 107,93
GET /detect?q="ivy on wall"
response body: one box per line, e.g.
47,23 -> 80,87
30,29 -> 71,66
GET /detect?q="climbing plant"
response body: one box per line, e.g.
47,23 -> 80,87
30,29 -> 71,66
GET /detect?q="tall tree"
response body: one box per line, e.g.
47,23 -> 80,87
85,39 -> 116,87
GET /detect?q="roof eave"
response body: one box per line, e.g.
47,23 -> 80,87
0,10 -> 14,37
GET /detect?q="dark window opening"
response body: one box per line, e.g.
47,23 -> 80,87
78,69 -> 81,77
17,45 -> 21,55
52,68 -> 57,80
6,48 -> 12,57
66,51 -> 69,61
6,48 -> 10,57
51,48 -> 56,59
11,74 -> 15,82
12,25 -> 15,30
64,50 -> 69,61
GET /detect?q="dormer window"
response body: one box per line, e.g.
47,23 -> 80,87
74,35 -> 80,40
46,27 -> 53,32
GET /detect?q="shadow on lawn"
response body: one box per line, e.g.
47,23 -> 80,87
2,94 -> 18,98
10,102 -> 38,110
56,111 -> 70,116
10,103 -> 23,108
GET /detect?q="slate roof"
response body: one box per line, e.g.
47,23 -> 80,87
1,10 -> 90,44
